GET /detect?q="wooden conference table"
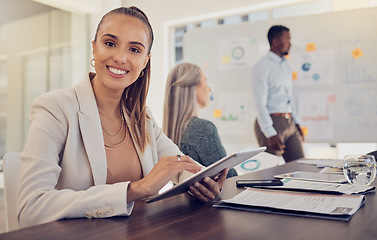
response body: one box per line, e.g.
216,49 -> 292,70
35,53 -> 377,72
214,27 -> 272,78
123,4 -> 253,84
1,161 -> 376,240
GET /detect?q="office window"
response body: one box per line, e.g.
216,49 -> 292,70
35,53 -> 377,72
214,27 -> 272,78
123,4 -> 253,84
0,4 -> 88,150
0,0 -> 96,156
20,10 -> 76,143
175,26 -> 185,48
22,52 -> 48,141
200,19 -> 216,28
49,46 -> 72,90
241,15 -> 249,22
0,59 -> 7,159
174,26 -> 186,64
186,23 -> 197,31
248,11 -> 269,22
221,15 -> 243,25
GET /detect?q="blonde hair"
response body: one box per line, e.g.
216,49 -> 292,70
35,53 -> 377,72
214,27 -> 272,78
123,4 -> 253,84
163,63 -> 202,145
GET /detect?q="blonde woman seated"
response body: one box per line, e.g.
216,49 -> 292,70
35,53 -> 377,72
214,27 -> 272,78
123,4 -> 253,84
163,63 -> 237,178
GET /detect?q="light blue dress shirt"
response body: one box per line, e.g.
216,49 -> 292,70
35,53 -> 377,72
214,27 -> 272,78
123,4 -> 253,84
251,51 -> 299,138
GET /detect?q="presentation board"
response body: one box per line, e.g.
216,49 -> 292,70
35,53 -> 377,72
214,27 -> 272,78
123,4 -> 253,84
183,7 -> 377,144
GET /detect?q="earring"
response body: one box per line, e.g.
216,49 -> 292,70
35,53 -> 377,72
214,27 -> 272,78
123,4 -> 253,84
139,70 -> 144,78
90,58 -> 95,67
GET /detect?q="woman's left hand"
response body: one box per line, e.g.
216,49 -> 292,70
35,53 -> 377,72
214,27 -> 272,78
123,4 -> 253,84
188,168 -> 229,202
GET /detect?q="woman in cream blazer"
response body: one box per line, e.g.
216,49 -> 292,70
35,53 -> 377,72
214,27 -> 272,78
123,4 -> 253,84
17,74 -> 184,227
17,7 -> 227,228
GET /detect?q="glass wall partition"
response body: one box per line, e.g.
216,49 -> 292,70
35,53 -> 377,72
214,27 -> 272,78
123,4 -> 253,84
0,0 -> 88,153
0,58 -> 7,160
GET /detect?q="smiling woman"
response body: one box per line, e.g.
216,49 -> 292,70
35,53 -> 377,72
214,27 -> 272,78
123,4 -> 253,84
91,12 -> 151,151
16,6 -> 229,229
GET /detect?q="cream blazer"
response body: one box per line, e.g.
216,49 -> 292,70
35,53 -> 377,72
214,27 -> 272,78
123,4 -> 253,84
17,73 -> 187,228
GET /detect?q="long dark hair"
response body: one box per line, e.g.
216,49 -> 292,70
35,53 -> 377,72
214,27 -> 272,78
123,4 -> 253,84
94,6 -> 154,152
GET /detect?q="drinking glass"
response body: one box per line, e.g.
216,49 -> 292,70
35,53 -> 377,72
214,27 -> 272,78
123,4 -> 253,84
343,154 -> 376,185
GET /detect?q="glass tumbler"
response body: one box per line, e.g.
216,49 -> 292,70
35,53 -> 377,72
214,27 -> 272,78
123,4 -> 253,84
343,154 -> 376,185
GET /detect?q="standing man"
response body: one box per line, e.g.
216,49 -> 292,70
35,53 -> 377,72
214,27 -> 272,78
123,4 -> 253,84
252,25 -> 305,162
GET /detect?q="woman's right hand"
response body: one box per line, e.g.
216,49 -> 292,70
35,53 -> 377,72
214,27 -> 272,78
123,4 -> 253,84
127,155 -> 201,202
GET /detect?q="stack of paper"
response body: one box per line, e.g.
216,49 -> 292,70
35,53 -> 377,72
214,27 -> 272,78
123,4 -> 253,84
214,188 -> 365,221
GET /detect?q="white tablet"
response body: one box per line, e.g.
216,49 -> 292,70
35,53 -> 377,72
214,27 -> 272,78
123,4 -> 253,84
146,147 -> 266,203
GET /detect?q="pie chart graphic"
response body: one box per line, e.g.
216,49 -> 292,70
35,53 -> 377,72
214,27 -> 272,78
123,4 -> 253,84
232,46 -> 245,60
240,159 -> 261,171
302,62 -> 311,71
312,73 -> 320,81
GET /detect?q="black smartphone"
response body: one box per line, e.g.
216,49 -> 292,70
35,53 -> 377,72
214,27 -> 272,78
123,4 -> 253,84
236,179 -> 283,187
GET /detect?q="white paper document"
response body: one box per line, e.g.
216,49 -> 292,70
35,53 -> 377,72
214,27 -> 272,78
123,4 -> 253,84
215,188 -> 365,221
262,179 -> 375,194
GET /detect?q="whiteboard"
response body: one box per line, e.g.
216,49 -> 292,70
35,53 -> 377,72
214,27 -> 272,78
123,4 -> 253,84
183,7 -> 377,144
